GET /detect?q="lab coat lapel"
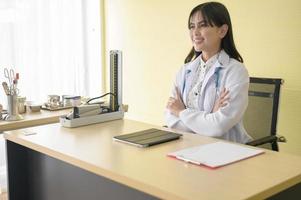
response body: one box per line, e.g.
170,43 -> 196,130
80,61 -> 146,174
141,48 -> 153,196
200,50 -> 230,99
200,61 -> 221,97
182,58 -> 199,105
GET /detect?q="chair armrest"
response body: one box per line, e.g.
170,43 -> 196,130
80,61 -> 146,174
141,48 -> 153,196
246,135 -> 278,147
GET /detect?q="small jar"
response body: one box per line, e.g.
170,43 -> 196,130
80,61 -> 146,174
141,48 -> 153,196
17,96 -> 26,114
0,104 -> 3,120
63,95 -> 81,107
62,95 -> 72,107
71,96 -> 81,106
48,95 -> 60,108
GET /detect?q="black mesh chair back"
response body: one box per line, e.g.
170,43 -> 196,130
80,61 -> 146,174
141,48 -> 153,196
244,77 -> 283,151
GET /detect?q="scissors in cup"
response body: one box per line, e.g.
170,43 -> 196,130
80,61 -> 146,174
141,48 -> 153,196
4,68 -> 15,86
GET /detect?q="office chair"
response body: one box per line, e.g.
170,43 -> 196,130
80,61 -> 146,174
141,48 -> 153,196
244,77 -> 286,151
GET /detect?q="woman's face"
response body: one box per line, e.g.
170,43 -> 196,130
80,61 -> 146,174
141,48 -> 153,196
189,11 -> 225,53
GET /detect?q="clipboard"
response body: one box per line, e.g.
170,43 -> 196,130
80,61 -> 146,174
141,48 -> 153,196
113,128 -> 182,147
168,141 -> 265,168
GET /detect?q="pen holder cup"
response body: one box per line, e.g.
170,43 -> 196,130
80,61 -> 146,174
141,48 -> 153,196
6,94 -> 23,121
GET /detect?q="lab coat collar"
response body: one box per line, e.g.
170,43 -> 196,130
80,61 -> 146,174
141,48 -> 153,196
190,49 -> 229,70
216,49 -> 230,67
182,49 -> 230,96
199,49 -> 230,96
200,53 -> 219,68
186,54 -> 200,73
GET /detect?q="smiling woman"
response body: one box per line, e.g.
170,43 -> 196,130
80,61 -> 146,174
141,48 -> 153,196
185,2 -> 243,64
188,11 -> 228,61
165,2 -> 251,144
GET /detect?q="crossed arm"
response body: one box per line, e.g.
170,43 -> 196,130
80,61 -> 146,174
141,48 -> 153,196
166,87 -> 229,117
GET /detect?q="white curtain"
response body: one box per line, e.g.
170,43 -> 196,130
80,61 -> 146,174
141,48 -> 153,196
0,0 -> 102,105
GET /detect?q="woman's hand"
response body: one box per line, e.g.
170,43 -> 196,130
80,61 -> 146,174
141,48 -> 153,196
212,87 -> 229,112
166,88 -> 185,117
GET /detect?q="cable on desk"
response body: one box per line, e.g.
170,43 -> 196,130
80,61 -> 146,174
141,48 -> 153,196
86,93 -> 116,104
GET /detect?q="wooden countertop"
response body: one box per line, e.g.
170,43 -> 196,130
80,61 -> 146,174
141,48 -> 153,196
0,109 -> 71,131
4,119 -> 301,200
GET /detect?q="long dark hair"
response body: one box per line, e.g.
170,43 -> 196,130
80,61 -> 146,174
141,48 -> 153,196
184,2 -> 243,64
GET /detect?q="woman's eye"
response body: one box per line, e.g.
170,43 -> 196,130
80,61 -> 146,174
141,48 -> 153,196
199,23 -> 208,27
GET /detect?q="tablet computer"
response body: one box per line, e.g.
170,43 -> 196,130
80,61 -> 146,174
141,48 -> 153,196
113,128 -> 182,147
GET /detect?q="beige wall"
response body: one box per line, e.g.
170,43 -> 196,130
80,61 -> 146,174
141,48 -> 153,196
104,0 -> 301,155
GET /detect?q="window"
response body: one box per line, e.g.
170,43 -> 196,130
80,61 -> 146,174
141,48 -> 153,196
0,0 -> 103,105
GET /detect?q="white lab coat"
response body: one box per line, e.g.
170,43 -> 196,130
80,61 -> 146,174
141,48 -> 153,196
165,50 -> 252,143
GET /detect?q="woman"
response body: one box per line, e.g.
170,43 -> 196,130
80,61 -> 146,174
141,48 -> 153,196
165,2 -> 252,143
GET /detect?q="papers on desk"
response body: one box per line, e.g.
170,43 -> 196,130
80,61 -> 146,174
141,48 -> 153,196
167,141 -> 264,168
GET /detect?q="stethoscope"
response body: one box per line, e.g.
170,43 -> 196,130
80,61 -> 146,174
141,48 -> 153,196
182,65 -> 222,96
214,67 -> 222,88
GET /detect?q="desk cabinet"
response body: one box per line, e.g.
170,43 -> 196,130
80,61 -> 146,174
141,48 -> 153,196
0,109 -> 71,195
